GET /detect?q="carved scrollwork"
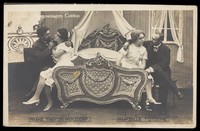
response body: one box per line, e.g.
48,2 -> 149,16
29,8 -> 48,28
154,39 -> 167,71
82,68 -> 115,98
95,39 -> 118,51
113,74 -> 142,97
84,69 -> 112,82
121,76 -> 141,86
53,53 -> 147,110
8,36 -> 32,53
58,71 -> 84,97
86,53 -> 112,69
78,25 -> 126,51
8,26 -> 35,54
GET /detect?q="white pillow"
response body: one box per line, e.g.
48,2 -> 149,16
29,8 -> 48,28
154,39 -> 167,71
71,48 -> 120,62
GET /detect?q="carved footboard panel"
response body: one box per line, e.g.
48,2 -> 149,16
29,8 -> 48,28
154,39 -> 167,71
53,54 -> 148,110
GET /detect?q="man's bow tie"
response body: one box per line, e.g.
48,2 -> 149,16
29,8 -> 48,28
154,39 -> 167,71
153,43 -> 161,52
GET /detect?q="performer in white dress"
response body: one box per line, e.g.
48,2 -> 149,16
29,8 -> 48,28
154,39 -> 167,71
116,30 -> 160,105
23,28 -> 74,111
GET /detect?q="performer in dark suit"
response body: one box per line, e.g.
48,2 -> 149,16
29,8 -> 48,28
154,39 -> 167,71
143,33 -> 184,115
24,26 -> 55,96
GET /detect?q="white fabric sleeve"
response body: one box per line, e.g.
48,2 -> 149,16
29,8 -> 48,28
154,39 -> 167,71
119,47 -> 128,56
144,51 -> 148,60
143,48 -> 148,60
57,43 -> 72,52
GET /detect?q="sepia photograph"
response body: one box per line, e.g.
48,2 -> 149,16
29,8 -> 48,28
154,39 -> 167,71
3,4 -> 197,128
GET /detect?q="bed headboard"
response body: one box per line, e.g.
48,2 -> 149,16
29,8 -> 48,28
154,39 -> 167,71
78,24 -> 126,51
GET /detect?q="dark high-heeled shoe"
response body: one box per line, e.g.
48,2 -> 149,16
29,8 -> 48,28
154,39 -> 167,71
145,100 -> 153,111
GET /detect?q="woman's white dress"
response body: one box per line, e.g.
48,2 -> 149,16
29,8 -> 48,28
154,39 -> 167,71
40,42 -> 74,87
119,44 -> 147,69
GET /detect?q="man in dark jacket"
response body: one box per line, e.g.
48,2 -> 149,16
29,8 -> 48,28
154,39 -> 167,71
24,26 -> 55,96
143,33 -> 184,115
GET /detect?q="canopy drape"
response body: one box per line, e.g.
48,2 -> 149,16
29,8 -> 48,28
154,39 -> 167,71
71,11 -> 134,54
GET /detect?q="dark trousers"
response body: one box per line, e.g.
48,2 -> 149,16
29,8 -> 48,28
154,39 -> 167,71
152,69 -> 179,108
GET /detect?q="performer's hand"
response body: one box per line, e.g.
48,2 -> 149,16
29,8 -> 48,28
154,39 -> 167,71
52,45 -> 57,50
145,68 -> 151,74
65,41 -> 72,47
123,42 -> 129,51
48,41 -> 54,49
48,40 -> 58,49
146,67 -> 154,74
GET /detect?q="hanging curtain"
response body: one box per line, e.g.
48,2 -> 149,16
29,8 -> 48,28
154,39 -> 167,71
72,11 -> 135,54
71,11 -> 94,54
112,11 -> 134,37
168,10 -> 184,62
151,10 -> 166,35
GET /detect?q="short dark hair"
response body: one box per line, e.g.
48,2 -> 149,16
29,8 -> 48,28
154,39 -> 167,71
158,32 -> 164,41
36,26 -> 49,38
130,30 -> 145,43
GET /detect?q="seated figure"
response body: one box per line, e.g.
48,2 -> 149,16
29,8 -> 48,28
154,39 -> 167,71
116,29 -> 161,106
23,28 -> 74,111
144,32 -> 184,115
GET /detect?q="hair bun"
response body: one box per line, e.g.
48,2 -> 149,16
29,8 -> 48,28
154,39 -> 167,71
58,28 -> 69,41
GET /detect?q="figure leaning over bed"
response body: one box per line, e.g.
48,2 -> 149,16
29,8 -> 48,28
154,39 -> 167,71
23,28 -> 74,111
116,30 -> 161,106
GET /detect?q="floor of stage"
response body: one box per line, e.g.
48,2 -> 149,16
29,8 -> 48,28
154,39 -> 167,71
6,87 -> 194,127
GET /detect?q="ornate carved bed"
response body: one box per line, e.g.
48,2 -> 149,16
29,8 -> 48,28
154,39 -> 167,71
52,25 -> 148,110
